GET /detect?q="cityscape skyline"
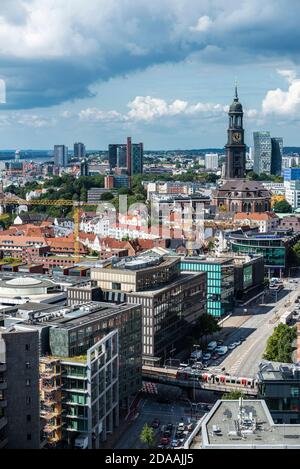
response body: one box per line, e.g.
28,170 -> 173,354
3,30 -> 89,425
1,1 -> 300,149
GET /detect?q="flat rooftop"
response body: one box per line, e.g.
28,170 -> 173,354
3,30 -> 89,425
26,301 -> 139,330
257,362 -> 300,382
183,256 -> 232,265
200,400 -> 300,448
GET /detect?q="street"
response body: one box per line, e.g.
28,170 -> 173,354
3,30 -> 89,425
209,281 -> 300,377
114,398 -> 208,449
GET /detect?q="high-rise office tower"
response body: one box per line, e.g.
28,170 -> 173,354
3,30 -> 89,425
253,132 -> 283,176
253,132 -> 272,175
127,137 -> 143,176
74,142 -> 86,159
54,145 -> 68,167
271,137 -> 283,176
109,139 -> 143,176
80,158 -> 89,177
225,86 -> 246,179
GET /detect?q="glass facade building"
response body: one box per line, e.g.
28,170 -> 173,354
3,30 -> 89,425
228,230 -> 300,276
253,132 -> 283,176
253,131 -> 272,175
180,258 -> 234,318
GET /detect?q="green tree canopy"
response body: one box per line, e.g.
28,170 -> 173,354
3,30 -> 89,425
273,199 -> 292,213
263,323 -> 296,363
140,424 -> 155,449
100,192 -> 114,201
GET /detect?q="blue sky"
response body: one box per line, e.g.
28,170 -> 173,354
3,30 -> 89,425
1,0 -> 300,150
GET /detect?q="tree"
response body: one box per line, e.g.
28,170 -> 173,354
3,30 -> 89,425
263,323 -> 296,363
192,314 -> 221,345
273,199 -> 292,213
101,192 -> 114,201
140,424 -> 155,449
291,240 -> 300,265
222,391 -> 247,400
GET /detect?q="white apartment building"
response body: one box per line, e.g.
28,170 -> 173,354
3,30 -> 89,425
205,153 -> 219,171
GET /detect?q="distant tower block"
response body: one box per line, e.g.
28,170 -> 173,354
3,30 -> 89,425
15,150 -> 20,161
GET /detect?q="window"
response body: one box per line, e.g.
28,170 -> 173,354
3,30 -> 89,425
26,415 -> 31,422
27,434 -> 32,441
25,344 -> 30,351
112,282 -> 121,290
26,396 -> 31,405
25,378 -> 31,387
25,362 -> 31,369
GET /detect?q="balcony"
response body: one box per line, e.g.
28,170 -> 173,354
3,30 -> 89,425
0,417 -> 7,431
0,364 -> 6,373
0,381 -> 7,390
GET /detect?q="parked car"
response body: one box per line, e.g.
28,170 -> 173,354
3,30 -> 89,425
151,418 -> 160,429
177,422 -> 185,431
166,423 -> 173,432
234,340 -> 242,346
161,437 -> 170,446
171,439 -> 179,447
228,344 -> 236,350
217,340 -> 224,346
202,353 -> 212,361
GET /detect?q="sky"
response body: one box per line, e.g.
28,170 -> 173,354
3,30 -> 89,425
1,0 -> 300,150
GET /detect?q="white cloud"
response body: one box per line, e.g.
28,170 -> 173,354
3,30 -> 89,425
262,69 -> 300,115
77,96 -> 231,124
190,15 -> 212,33
78,108 -> 123,122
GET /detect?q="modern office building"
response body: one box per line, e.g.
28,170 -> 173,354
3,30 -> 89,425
191,398 -> 300,449
284,168 -> 300,181
253,132 -> 283,176
80,158 -> 89,177
108,144 -> 126,169
205,153 -> 219,171
180,257 -> 234,317
54,145 -> 68,167
232,254 -> 265,301
284,180 -> 300,210
74,142 -> 86,160
271,137 -> 283,176
40,330 -> 119,449
91,254 -> 207,365
257,362 -> 300,424
127,137 -> 143,176
0,327 -> 40,449
48,302 -> 142,410
104,173 -> 130,190
228,228 -> 300,277
109,138 -> 143,177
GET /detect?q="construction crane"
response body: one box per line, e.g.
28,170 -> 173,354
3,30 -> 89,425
0,197 -> 97,263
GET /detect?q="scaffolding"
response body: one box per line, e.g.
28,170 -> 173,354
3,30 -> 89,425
40,357 -> 63,446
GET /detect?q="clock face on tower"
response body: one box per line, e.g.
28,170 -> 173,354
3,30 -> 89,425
232,132 -> 242,143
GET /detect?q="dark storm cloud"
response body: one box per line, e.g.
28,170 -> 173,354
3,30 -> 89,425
1,0 -> 300,110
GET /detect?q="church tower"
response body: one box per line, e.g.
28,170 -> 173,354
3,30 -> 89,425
225,85 -> 246,179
